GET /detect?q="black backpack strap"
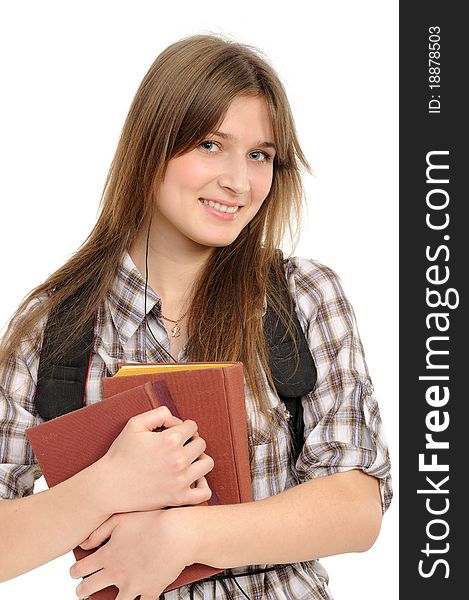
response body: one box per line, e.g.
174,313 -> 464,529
264,251 -> 317,460
34,253 -> 317,463
35,294 -> 95,421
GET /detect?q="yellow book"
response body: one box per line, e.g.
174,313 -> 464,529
113,361 -> 236,376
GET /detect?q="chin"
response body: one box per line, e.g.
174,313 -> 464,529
201,238 -> 238,249
190,231 -> 241,249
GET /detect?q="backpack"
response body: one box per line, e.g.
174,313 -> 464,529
34,252 -> 317,460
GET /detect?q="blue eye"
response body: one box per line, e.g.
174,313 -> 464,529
200,141 -> 219,152
199,140 -> 273,163
249,150 -> 271,162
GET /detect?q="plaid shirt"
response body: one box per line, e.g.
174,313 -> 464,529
0,252 -> 392,600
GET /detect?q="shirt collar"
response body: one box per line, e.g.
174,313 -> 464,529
107,250 -> 268,348
107,250 -> 162,349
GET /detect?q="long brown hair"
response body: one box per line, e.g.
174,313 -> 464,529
0,33 -> 311,441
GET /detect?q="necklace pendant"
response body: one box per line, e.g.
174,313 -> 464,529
170,324 -> 181,337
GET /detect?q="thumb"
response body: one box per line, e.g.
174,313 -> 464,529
126,406 -> 182,432
80,515 -> 119,549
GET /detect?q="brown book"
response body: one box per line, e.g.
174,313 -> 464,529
26,361 -> 251,598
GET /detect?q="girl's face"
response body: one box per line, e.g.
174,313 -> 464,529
153,95 -> 276,251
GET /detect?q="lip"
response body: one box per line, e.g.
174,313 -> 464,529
198,199 -> 241,221
199,197 -> 245,207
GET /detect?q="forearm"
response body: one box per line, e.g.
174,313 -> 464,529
0,461 -> 112,583
178,469 -> 383,570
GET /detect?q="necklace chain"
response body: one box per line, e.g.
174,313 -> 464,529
160,307 -> 190,337
160,308 -> 190,323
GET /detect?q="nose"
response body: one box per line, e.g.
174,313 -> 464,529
217,155 -> 251,196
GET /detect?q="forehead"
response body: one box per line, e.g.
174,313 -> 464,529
216,95 -> 274,142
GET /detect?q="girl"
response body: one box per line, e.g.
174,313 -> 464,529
0,33 -> 392,599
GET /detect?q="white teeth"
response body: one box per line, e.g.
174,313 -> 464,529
200,199 -> 239,213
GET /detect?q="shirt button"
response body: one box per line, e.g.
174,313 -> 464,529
365,381 -> 374,396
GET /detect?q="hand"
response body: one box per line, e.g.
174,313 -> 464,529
95,406 -> 214,514
70,510 -> 195,600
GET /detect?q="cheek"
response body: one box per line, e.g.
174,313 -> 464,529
174,156 -> 213,189
253,169 -> 274,204
163,156 -> 209,194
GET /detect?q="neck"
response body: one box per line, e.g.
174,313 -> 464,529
128,217 -> 214,309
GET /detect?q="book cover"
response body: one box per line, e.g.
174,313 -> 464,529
26,362 -> 251,597
102,362 -> 251,505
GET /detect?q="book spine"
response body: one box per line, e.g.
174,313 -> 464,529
143,380 -> 181,419
221,364 -> 253,503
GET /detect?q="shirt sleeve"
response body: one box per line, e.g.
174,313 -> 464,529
285,257 -> 393,513
0,299 -> 46,500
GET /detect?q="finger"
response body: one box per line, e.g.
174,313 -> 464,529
126,406 -> 182,432
182,434 -> 207,463
194,476 -> 210,492
70,546 -> 107,580
185,460 -> 215,501
163,418 -> 198,446
184,455 -> 214,489
186,477 -> 213,505
115,588 -> 141,600
186,453 -> 215,480
75,568 -> 115,599
79,516 -> 119,550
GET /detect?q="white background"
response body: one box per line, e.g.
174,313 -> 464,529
0,1 -> 398,599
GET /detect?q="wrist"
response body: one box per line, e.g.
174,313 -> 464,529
165,505 -> 205,567
79,457 -> 115,519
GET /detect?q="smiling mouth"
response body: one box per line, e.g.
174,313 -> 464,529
198,198 -> 241,214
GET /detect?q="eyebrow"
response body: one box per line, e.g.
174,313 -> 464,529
212,130 -> 277,151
